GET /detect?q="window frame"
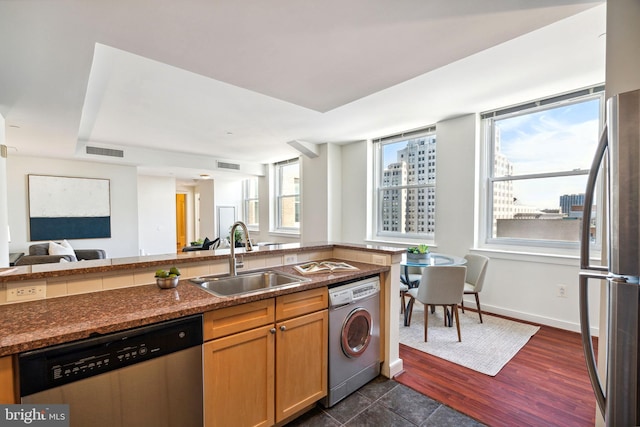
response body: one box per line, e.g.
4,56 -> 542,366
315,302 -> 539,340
480,86 -> 605,251
373,126 -> 437,244
242,177 -> 259,232
274,158 -> 300,233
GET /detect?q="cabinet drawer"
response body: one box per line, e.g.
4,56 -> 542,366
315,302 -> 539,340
204,299 -> 275,341
276,287 -> 328,321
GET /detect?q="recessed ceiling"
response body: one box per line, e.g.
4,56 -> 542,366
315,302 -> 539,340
0,1 -> 605,181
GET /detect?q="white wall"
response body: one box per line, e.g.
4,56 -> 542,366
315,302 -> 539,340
340,141 -> 368,244
327,143 -> 342,242
0,114 -> 8,267
605,0 -> 640,98
7,155 -> 139,258
339,114 -> 600,333
197,179 -> 215,240
301,146 -> 329,243
137,175 -> 176,255
434,115 -> 476,256
434,114 -> 599,333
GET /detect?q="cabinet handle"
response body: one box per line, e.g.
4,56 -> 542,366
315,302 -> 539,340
270,328 -> 276,334
280,325 -> 286,331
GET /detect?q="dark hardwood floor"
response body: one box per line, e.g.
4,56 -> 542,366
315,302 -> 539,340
394,312 -> 598,427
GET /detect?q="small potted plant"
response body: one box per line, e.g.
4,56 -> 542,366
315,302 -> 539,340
407,244 -> 430,262
229,227 -> 245,248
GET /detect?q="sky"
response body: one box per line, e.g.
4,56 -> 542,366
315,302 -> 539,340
496,97 -> 601,209
379,95 -> 603,211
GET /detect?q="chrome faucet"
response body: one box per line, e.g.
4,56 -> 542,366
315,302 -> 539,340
229,221 -> 253,276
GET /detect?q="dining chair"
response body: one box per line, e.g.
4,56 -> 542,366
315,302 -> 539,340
400,266 -> 423,313
405,265 -> 467,342
460,254 -> 489,323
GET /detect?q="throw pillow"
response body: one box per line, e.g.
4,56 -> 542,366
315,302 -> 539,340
202,237 -> 214,250
208,237 -> 220,250
49,240 -> 75,257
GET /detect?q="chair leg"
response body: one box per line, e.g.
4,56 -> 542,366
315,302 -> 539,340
452,304 -> 461,342
424,303 -> 429,342
405,296 -> 415,326
461,299 -> 465,313
474,293 -> 483,323
400,290 -> 406,314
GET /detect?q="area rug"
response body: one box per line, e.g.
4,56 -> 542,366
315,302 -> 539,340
399,302 -> 540,376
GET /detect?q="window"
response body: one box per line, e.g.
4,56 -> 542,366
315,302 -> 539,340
275,159 -> 300,232
374,127 -> 436,241
242,178 -> 259,230
482,86 -> 604,247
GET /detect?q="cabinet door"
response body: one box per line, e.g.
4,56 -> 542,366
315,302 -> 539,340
204,325 -> 275,427
0,356 -> 16,403
275,309 -> 328,423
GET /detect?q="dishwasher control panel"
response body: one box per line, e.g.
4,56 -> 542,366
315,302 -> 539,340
19,314 -> 203,396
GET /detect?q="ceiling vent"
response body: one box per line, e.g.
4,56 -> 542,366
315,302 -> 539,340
217,161 -> 240,171
86,146 -> 124,158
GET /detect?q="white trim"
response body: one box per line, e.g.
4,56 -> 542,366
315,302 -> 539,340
478,87 -> 606,252
468,246 -> 598,267
474,302 -> 599,336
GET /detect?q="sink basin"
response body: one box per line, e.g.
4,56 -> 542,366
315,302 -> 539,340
190,270 -> 310,297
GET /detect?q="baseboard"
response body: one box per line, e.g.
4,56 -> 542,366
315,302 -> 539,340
383,357 -> 404,379
479,303 -> 599,337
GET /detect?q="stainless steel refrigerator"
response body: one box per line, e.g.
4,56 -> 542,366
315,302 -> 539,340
580,88 -> 640,426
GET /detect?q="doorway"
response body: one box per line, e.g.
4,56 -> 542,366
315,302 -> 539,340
176,194 -> 187,252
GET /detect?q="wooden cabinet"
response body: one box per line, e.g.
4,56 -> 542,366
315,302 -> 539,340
204,324 -> 275,427
203,288 -> 328,427
0,356 -> 16,403
275,310 -> 327,422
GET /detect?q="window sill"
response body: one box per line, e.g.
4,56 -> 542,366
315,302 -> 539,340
470,247 -> 605,267
269,230 -> 301,238
365,238 -> 437,250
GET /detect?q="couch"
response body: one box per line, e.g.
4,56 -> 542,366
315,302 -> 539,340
181,237 -> 220,252
15,243 -> 107,266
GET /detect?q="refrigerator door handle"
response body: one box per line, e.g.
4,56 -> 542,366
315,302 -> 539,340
580,124 -> 608,272
579,271 -> 607,416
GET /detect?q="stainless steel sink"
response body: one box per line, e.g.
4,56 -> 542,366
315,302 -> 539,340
190,270 -> 310,297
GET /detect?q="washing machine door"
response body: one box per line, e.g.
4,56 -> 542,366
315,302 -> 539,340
341,307 -> 372,358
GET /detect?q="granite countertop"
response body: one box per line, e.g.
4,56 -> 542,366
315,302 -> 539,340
0,261 -> 388,357
0,242 -> 403,283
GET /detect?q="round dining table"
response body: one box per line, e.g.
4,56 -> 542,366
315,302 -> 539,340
400,252 -> 467,326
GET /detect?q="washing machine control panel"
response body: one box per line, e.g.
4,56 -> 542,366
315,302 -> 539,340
329,278 -> 380,306
352,283 -> 379,299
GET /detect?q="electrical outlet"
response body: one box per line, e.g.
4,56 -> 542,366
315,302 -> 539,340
557,284 -> 567,298
284,254 -> 297,265
7,282 -> 46,302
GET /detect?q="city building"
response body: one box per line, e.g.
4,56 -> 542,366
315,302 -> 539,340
380,137 -> 436,237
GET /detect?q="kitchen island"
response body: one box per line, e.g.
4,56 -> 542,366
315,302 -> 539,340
0,242 -> 405,416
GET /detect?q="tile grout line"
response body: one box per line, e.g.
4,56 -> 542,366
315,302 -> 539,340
320,390 -> 374,426
379,382 -> 421,426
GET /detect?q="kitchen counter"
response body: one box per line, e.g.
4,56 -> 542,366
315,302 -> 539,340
0,242 -> 402,283
0,261 -> 388,356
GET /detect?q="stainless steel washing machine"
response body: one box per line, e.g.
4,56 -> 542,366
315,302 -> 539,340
321,275 -> 381,407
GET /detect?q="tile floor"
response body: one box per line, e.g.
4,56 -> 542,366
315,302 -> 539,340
286,376 -> 486,426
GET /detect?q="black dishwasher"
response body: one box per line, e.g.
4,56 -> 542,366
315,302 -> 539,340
19,314 -> 203,427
